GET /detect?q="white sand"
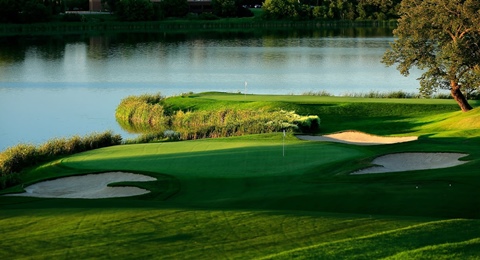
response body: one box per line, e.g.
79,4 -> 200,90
4,172 -> 157,199
353,153 -> 469,174
296,130 -> 418,145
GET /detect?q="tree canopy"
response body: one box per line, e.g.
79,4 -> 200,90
262,0 -> 401,21
116,0 -> 154,21
382,0 -> 480,111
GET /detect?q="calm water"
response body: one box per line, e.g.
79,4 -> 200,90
0,28 -> 422,150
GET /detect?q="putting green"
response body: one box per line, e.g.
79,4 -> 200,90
61,136 -> 366,179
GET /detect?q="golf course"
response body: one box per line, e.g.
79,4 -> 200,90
1,92 -> 480,259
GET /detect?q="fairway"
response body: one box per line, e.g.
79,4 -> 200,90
1,93 -> 480,259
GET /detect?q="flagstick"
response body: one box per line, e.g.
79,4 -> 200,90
244,81 -> 247,98
283,129 -> 285,157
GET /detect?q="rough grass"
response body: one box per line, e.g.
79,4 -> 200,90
1,92 -> 480,259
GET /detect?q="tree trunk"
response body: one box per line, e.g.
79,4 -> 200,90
450,81 -> 473,112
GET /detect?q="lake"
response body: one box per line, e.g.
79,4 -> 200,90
0,27 -> 422,150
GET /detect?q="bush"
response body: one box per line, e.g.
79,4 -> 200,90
198,12 -> 220,20
0,173 -> 20,190
116,94 -> 321,140
21,0 -> 52,23
62,13 -> 83,22
116,0 -> 154,21
0,131 -> 122,189
158,0 -> 189,18
0,144 -> 37,175
294,115 -> 321,133
115,93 -> 168,133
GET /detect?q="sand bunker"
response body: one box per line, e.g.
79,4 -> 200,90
296,131 -> 418,145
5,172 -> 157,199
353,153 -> 469,174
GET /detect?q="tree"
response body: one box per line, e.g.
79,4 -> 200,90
212,0 -> 237,17
211,0 -> 253,18
0,0 -> 21,23
65,0 -> 89,11
116,0 -> 154,21
102,0 -> 118,12
382,0 -> 480,112
262,0 -> 311,20
22,0 -> 52,23
159,0 -> 188,18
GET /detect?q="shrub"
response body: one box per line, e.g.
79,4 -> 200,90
0,173 -> 20,190
124,132 -> 165,144
115,93 -> 168,133
158,0 -> 189,18
294,115 -> 321,133
62,13 -> 83,22
116,0 -> 155,21
170,109 -> 319,140
116,93 -> 321,140
198,13 -> 220,20
0,144 -> 37,175
0,130 -> 122,190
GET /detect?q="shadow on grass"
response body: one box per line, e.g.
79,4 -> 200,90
1,137 -> 479,219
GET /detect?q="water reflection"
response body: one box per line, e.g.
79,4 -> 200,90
0,27 -> 424,150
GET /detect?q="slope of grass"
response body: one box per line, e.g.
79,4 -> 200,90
0,207 -> 435,259
1,92 -> 480,259
262,219 -> 480,259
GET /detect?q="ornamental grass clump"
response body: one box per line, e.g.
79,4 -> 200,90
115,93 -> 169,133
0,144 -> 38,176
171,109 -> 320,140
116,93 -> 321,140
0,131 -> 122,189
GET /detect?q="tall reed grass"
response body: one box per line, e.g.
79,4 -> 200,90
116,93 -> 169,133
302,90 -> 478,100
116,94 -> 321,141
0,131 -> 122,189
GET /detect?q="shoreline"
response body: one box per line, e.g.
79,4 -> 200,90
0,19 -> 396,36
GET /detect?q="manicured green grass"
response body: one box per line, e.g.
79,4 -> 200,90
1,92 -> 480,259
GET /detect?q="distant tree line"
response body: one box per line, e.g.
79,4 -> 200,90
262,0 -> 401,20
105,0 -> 254,21
0,0 -> 64,23
0,0 -> 401,23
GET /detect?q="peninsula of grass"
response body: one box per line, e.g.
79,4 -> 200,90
1,92 -> 480,259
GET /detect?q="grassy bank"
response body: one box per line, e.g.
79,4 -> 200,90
1,93 -> 480,259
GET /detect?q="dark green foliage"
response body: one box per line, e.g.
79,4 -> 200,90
294,115 -> 320,133
22,0 -> 53,23
158,0 -> 189,18
65,0 -> 89,12
212,0 -> 237,18
197,13 -> 221,20
0,172 -> 20,189
263,0 -> 400,21
102,0 -> 117,12
211,0 -> 253,18
116,0 -> 154,21
0,0 -> 21,23
62,13 -> 83,22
